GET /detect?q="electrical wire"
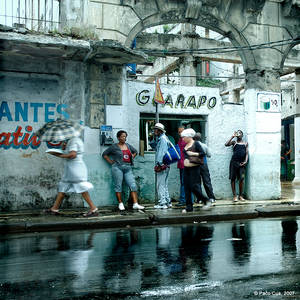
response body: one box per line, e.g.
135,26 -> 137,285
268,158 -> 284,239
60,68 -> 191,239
139,38 -> 300,55
127,74 -> 300,82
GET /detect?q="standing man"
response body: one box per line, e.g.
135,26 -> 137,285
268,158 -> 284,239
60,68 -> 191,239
176,126 -> 186,207
194,132 -> 216,204
153,123 -> 171,209
225,130 -> 248,202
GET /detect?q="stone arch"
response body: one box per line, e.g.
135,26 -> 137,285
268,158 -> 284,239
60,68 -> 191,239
280,41 -> 300,72
125,10 -> 257,72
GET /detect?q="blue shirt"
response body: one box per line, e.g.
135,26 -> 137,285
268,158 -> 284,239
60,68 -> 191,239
155,133 -> 169,165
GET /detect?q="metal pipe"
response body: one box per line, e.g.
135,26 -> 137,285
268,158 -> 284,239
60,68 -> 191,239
5,0 -> 7,25
83,48 -> 93,62
18,0 -> 20,24
51,0 -> 53,30
45,0 -> 47,31
38,0 -> 40,31
31,0 -> 33,29
104,93 -> 107,125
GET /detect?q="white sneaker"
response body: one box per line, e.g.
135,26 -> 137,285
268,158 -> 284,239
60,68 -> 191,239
118,202 -> 125,211
210,199 -> 216,206
133,203 -> 145,210
154,204 -> 168,209
202,201 -> 212,210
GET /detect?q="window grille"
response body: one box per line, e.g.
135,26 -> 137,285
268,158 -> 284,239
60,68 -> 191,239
0,0 -> 60,32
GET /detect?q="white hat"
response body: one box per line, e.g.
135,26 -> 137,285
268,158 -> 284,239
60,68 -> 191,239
153,123 -> 166,133
181,128 -> 195,138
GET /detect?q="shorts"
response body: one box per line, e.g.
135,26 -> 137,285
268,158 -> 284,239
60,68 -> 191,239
229,160 -> 245,181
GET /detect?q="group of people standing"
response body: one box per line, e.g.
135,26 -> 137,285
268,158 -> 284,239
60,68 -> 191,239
153,123 -> 214,213
153,123 -> 248,211
44,124 -> 248,216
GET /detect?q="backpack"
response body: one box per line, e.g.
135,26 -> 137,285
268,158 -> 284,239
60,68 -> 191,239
162,136 -> 181,165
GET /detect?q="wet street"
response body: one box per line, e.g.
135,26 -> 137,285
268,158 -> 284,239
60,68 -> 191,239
0,218 -> 300,299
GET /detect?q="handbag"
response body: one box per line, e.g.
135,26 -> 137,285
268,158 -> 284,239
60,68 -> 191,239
154,164 -> 168,172
184,158 -> 198,168
189,156 -> 204,165
187,144 -> 204,165
163,141 -> 181,165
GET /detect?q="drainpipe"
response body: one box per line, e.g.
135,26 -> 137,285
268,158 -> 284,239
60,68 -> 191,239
104,93 -> 107,125
83,47 -> 93,63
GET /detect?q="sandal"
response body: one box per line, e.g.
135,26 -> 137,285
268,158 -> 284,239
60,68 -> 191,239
239,196 -> 246,201
83,208 -> 99,217
44,208 -> 60,215
233,196 -> 238,202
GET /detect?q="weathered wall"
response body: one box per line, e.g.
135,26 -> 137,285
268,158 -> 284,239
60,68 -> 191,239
85,80 -> 246,206
0,57 -> 86,211
0,57 -> 285,210
281,82 -> 296,120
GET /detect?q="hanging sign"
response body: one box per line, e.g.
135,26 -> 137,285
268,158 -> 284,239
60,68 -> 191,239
154,79 -> 165,104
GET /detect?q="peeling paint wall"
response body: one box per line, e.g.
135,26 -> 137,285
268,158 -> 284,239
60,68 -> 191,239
1,61 -> 282,210
0,58 -> 86,211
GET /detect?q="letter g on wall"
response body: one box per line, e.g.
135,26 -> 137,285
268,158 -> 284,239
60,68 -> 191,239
136,90 -> 150,106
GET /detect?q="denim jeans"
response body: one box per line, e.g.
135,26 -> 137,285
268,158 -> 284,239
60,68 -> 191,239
111,163 -> 137,192
156,168 -> 170,206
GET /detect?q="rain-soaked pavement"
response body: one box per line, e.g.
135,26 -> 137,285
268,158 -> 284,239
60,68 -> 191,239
0,217 -> 300,299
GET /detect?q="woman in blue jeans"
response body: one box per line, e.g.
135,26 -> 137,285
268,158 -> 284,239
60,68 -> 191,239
102,130 -> 144,211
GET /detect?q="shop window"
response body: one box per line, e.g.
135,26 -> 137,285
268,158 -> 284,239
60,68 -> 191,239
139,113 -> 207,153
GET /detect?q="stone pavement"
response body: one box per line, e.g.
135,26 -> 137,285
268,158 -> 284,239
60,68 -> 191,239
1,182 -> 300,234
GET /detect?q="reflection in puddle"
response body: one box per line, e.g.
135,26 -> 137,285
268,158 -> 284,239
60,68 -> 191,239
0,218 -> 299,299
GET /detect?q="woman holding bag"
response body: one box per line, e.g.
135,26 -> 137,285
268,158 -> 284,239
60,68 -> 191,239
181,128 -> 211,213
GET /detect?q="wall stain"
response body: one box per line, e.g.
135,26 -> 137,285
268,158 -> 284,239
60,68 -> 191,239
22,150 -> 39,158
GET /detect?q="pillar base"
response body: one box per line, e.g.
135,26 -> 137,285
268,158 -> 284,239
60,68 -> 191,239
292,177 -> 300,185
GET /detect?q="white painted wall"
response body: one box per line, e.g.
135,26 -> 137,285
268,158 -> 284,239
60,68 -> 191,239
87,80 -> 246,202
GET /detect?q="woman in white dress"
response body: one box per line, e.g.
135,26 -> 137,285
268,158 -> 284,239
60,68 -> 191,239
46,137 -> 98,217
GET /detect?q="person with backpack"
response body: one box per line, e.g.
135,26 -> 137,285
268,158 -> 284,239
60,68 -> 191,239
153,123 -> 171,209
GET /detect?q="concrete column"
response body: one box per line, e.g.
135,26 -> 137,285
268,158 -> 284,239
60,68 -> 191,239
293,70 -> 300,184
179,55 -> 197,86
59,0 -> 87,29
244,70 -> 281,200
181,24 -> 196,35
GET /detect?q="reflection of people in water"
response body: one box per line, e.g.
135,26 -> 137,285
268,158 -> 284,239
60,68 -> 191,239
231,223 -> 251,265
100,230 -> 141,295
180,225 -> 214,277
281,220 -> 298,255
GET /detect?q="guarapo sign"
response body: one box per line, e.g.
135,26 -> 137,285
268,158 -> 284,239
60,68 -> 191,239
136,90 -> 217,109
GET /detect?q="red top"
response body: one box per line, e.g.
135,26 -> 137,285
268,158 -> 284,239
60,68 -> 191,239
122,149 -> 132,163
177,137 -> 186,169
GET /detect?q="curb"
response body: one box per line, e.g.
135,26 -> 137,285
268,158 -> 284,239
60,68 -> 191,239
1,205 -> 300,234
255,206 -> 300,217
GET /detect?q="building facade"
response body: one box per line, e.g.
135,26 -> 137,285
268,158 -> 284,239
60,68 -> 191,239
1,0 -> 300,210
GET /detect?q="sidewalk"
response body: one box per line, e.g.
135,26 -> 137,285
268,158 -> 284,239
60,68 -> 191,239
1,182 -> 300,234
